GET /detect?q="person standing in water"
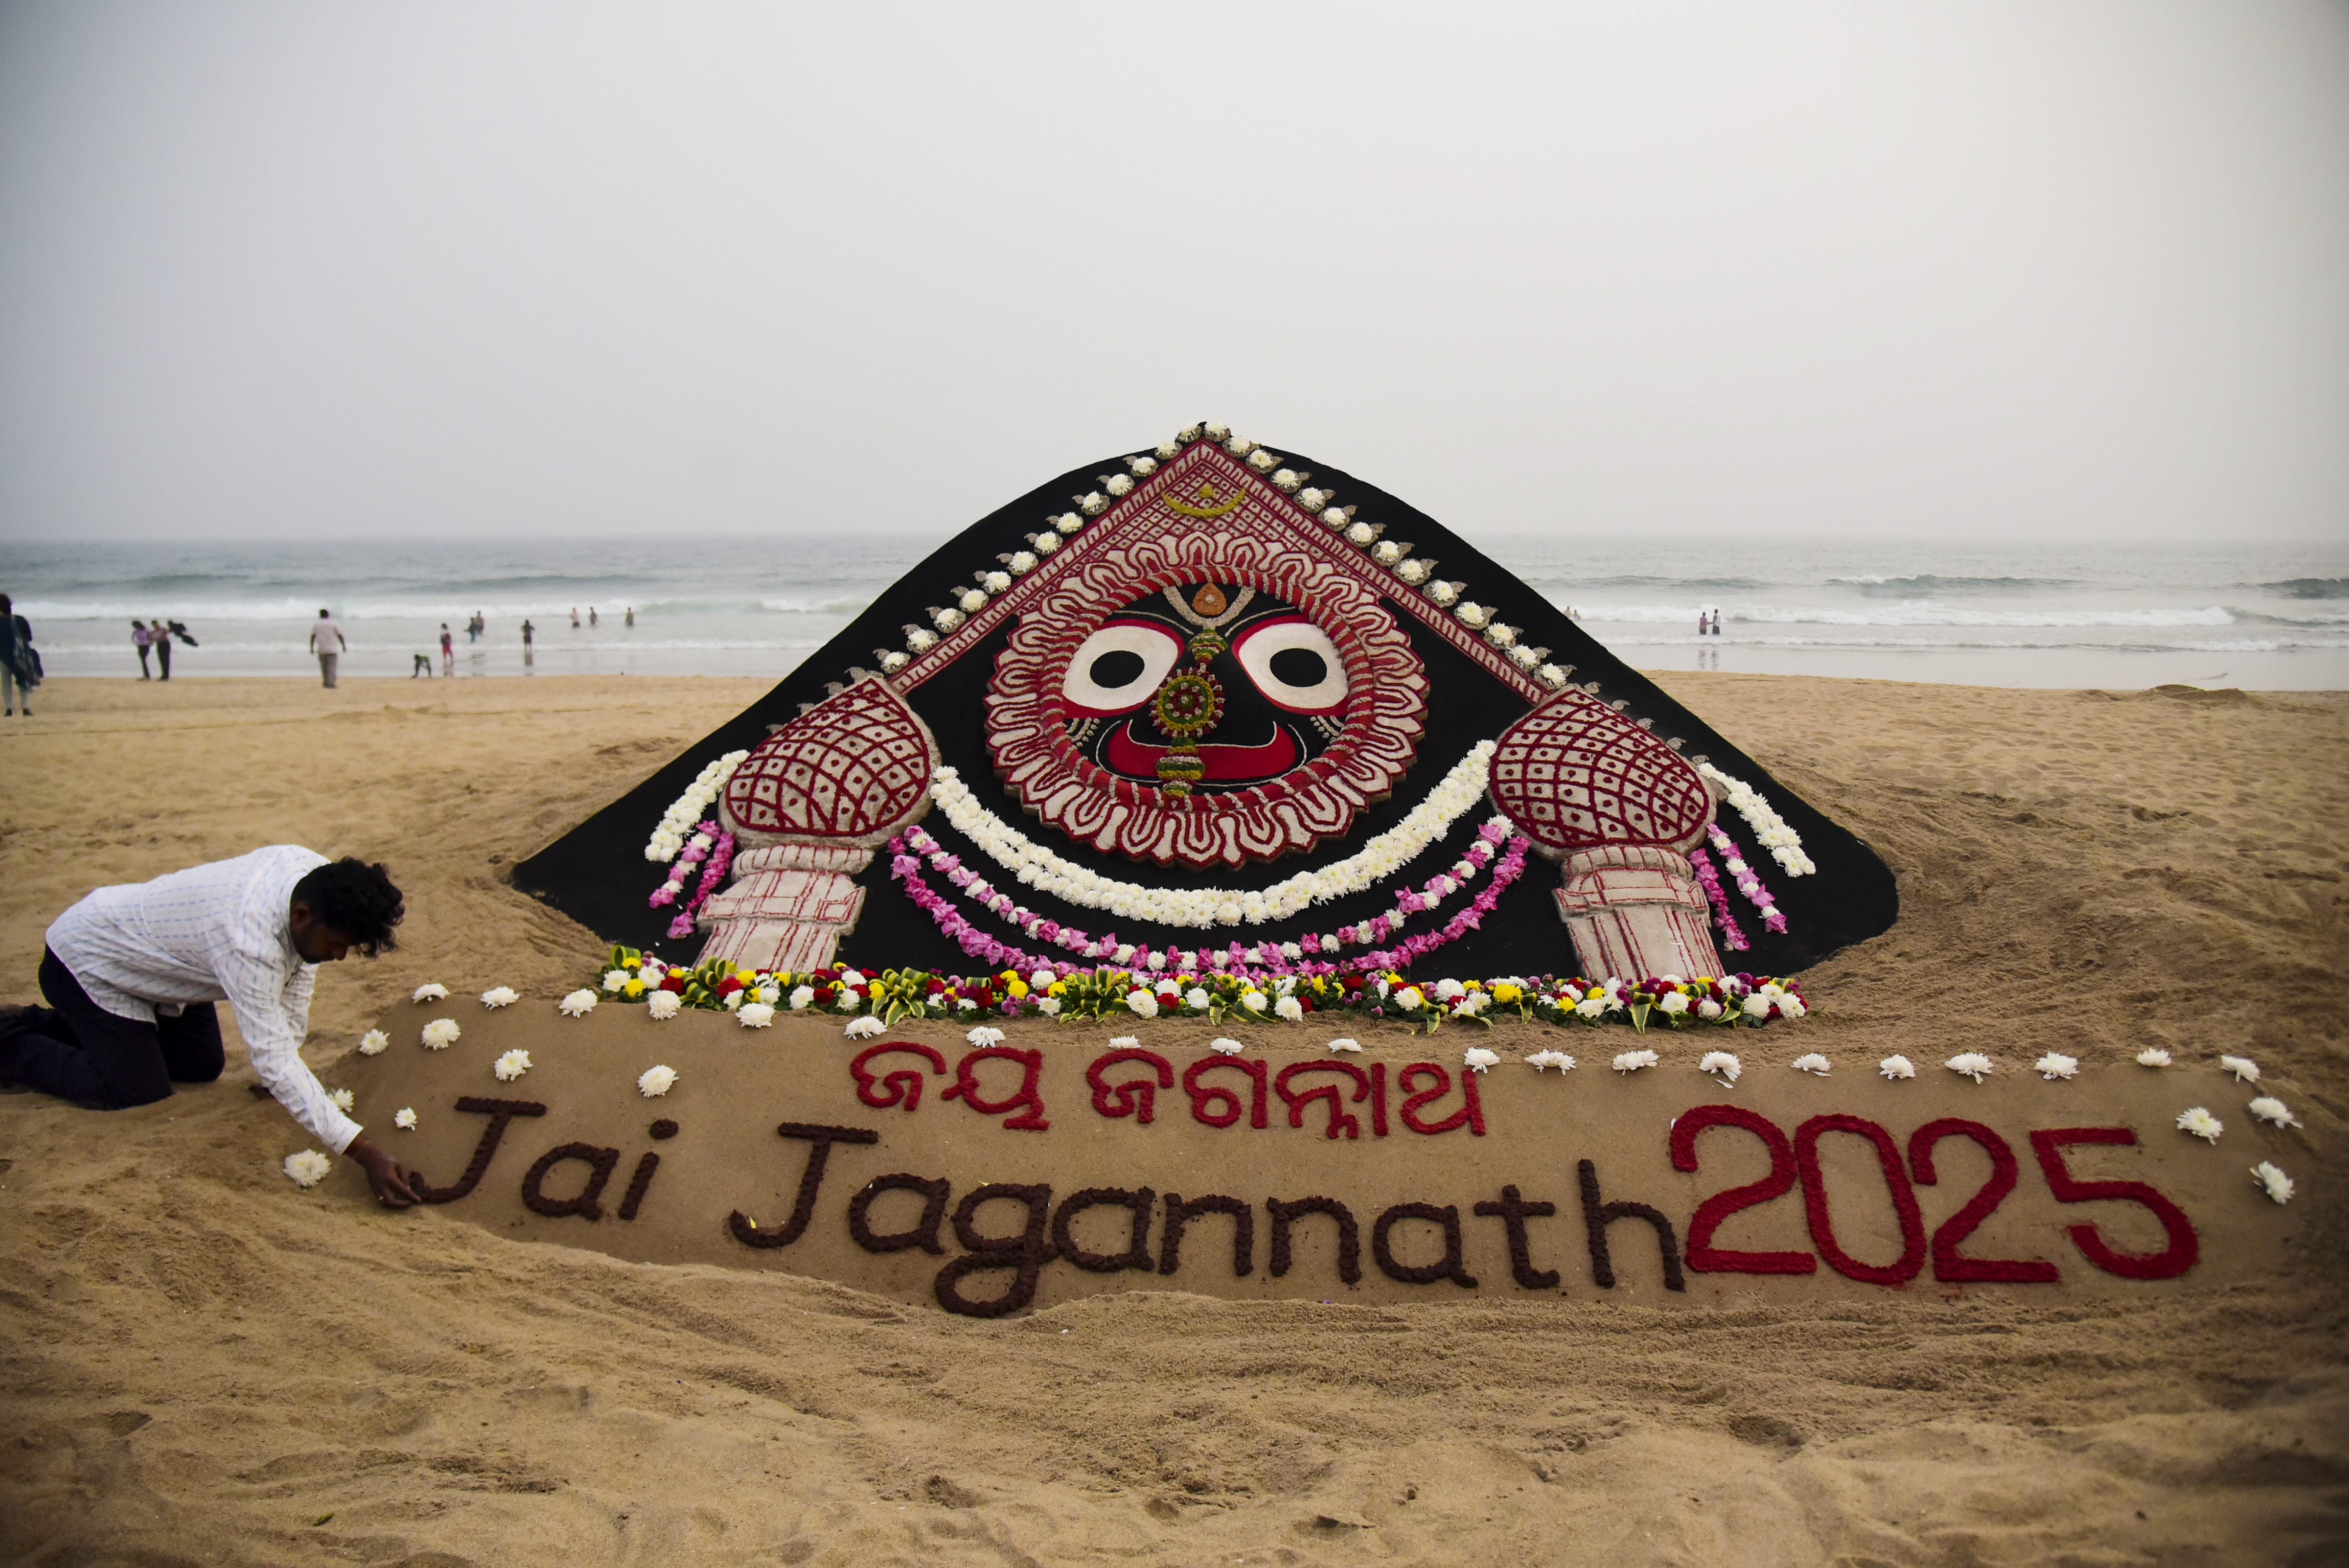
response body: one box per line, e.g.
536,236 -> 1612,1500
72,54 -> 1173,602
569,607 -> 580,629
439,623 -> 454,676
624,606 -> 634,628
588,606 -> 598,627
310,609 -> 345,688
521,618 -> 535,669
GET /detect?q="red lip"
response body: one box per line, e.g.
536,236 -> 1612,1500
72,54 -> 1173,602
1104,722 -> 1299,783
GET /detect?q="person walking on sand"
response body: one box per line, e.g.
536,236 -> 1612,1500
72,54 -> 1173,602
0,849 -> 422,1209
133,620 -> 153,679
439,623 -> 454,676
310,608 -> 345,688
0,595 -> 39,716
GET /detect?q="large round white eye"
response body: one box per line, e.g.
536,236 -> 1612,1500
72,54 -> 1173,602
1234,617 -> 1349,713
1062,622 -> 1182,715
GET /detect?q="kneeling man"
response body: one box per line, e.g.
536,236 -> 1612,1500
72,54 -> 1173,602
0,848 -> 421,1208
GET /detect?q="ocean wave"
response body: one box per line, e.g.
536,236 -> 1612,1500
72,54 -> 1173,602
10,596 -> 867,623
1522,575 -> 1770,592
758,597 -> 875,617
2226,605 -> 2349,627
1595,633 -> 2348,653
2253,578 -> 2349,600
29,635 -> 831,654
1827,574 -> 2082,593
1561,600 -> 2239,628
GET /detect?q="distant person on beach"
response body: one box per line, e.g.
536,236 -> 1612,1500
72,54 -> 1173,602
570,606 -> 580,628
1710,610 -> 1723,636
411,653 -> 432,677
466,612 -> 482,644
439,623 -> 454,675
310,609 -> 345,688
624,606 -> 634,628
588,606 -> 599,627
151,615 -> 172,680
521,618 -> 535,669
133,620 -> 153,679
1697,608 -> 1707,637
0,595 -> 39,716
0,849 -> 422,1209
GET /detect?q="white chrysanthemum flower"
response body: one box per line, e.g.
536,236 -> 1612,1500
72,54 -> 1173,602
282,1149 -> 331,1188
638,1064 -> 678,1098
1108,1035 -> 1139,1049
954,996 -> 977,1012
1209,1038 -> 1245,1056
1126,991 -> 1158,1019
1326,1038 -> 1362,1054
1699,1051 -> 1741,1083
602,968 -> 632,993
2176,1106 -> 2223,1142
967,1026 -> 1006,1047
1275,995 -> 1305,1023
646,990 -> 681,1020
480,986 -> 519,1009
2220,1055 -> 2260,1083
493,1048 -> 531,1082
2136,1048 -> 2172,1068
1791,1053 -> 1832,1076
2251,1161 -> 2294,1204
1741,992 -> 1774,1019
1238,990 -> 1267,1013
2248,1096 -> 2300,1129
1612,1049 -> 1659,1074
844,1016 -> 883,1039
393,1107 -> 417,1130
328,1087 -> 355,1112
1878,1055 -> 1916,1080
1946,1052 -> 1994,1084
1037,996 -> 1062,1016
420,1018 -> 461,1050
753,985 -> 779,1005
1394,987 -> 1427,1011
557,990 -> 597,1017
411,983 -> 449,1003
1432,978 -> 1466,1002
723,991 -> 744,1011
1696,999 -> 1724,1020
1462,1047 -> 1499,1074
2035,1053 -> 2079,1081
737,1002 -> 776,1029
1657,992 -> 1690,1016
788,985 -> 814,1010
1174,987 -> 1202,1011
357,1029 -> 390,1056
1526,1049 -> 1576,1072
1029,968 -> 1056,991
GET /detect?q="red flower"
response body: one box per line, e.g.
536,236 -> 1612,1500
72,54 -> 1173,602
715,975 -> 744,997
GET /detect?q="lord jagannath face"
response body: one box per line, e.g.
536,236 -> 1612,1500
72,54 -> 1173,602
1058,582 -> 1350,795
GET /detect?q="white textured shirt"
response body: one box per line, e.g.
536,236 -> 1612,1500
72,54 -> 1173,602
46,846 -> 362,1152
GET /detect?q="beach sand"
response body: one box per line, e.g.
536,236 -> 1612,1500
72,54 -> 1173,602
2,673 -> 2344,1566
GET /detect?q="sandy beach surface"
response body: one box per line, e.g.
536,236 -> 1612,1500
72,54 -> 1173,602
2,672 -> 2345,1567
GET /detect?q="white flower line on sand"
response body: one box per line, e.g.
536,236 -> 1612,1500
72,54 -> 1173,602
645,750 -> 750,862
282,1150 -> 331,1188
927,741 -> 1499,929
1697,762 -> 1815,877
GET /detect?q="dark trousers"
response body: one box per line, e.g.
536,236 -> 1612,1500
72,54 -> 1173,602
156,638 -> 172,679
137,645 -> 152,678
0,949 -> 223,1109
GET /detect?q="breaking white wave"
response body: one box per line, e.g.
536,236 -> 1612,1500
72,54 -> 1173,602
1561,600 -> 2240,628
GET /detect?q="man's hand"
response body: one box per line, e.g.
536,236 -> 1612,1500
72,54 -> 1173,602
346,1134 -> 421,1209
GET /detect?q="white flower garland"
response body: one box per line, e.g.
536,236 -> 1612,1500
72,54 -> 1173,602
1696,762 -> 1815,876
645,750 -> 751,862
927,741 -> 1499,930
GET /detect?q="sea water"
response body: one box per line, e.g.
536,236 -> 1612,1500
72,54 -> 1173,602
1,534 -> 2342,691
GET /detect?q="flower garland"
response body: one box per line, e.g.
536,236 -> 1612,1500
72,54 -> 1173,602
645,750 -> 749,862
926,740 -> 1499,929
889,827 -> 1531,982
1703,824 -> 1787,934
1686,847 -> 1749,952
1696,761 -> 1815,876
587,945 -> 1808,1033
899,815 -> 1519,965
662,825 -> 735,940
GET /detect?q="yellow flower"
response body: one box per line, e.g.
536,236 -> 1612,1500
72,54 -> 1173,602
1493,983 -> 1522,1004
1587,987 -> 1606,1000
622,957 -> 641,971
1008,979 -> 1030,999
623,978 -> 645,998
1047,981 -> 1068,996
736,968 -> 758,984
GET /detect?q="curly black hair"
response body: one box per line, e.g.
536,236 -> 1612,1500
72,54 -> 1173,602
292,858 -> 406,956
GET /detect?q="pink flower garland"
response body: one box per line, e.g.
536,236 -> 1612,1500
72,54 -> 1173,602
1704,823 -> 1788,934
887,829 -> 1535,983
664,825 -> 735,940
1687,845 -> 1750,952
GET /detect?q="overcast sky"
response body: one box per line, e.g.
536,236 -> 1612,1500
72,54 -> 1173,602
1,1 -> 2344,546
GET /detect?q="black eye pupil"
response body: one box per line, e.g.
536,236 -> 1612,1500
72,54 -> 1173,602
1089,650 -> 1147,689
1267,647 -> 1327,688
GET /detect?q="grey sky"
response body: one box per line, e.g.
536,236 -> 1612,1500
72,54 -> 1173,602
2,1 -> 2344,545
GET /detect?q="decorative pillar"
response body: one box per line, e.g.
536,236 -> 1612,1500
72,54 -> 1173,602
695,844 -> 873,973
1552,845 -> 1722,982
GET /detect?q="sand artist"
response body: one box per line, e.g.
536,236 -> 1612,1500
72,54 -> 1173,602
0,848 -> 423,1208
